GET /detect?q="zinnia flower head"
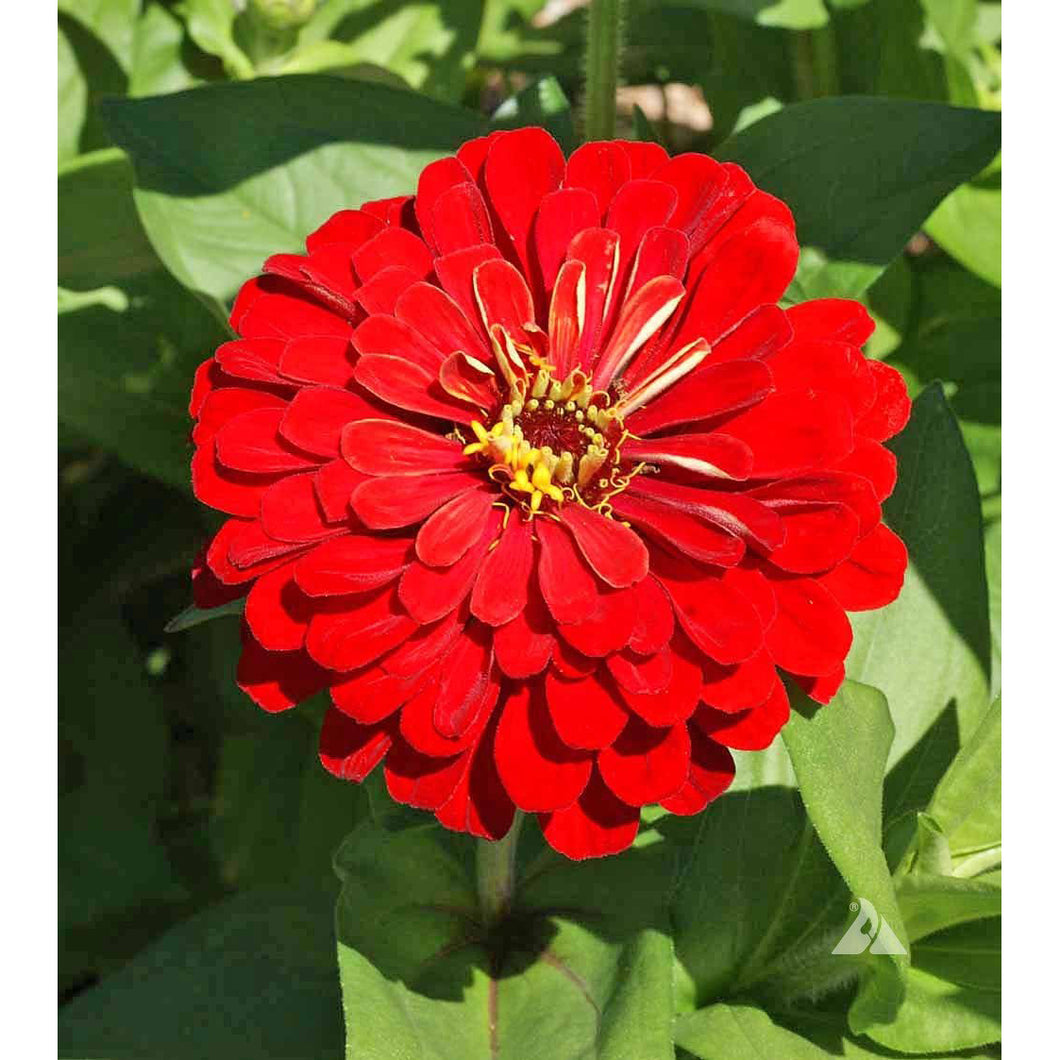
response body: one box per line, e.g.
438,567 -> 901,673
190,128 -> 911,860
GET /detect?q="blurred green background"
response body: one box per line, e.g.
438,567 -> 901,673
58,0 -> 1000,1045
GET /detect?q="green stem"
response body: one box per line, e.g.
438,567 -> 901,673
476,811 -> 525,928
791,26 -> 839,101
583,0 -> 625,141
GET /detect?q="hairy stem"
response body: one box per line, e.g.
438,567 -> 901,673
476,811 -> 526,928
583,0 -> 626,141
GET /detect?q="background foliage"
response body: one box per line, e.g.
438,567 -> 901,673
58,1 -> 1001,1057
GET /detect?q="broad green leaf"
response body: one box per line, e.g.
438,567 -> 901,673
883,257 -> 1001,496
847,385 -> 991,821
297,0 -> 485,101
928,696 -> 1000,868
59,0 -> 140,70
925,173 -> 1001,287
682,0 -> 828,30
334,819 -> 675,1059
984,519 -> 1000,697
492,75 -> 577,152
58,269 -> 226,488
716,97 -> 1000,299
921,0 -> 978,60
182,0 -> 256,78
785,1012 -> 996,1059
864,964 -> 999,1053
103,76 -> 486,303
913,916 -> 1000,990
210,705 -> 368,891
59,27 -> 88,164
130,0 -> 212,97
676,1003 -> 831,1059
896,874 -> 1000,942
59,888 -> 343,1060
59,148 -> 159,289
782,682 -> 909,1033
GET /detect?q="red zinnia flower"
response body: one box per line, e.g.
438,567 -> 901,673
189,128 -> 910,860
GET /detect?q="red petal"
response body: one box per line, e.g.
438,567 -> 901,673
435,715 -> 515,840
355,265 -> 420,316
559,504 -> 649,589
613,639 -> 702,726
384,740 -> 466,810
483,128 -> 566,274
438,352 -> 500,410
701,648 -> 777,713
657,561 -> 763,664
350,471 -> 482,530
432,627 -> 495,738
313,459 -> 363,522
319,709 -> 392,781
556,587 -> 637,658
751,471 -> 881,536
544,672 -> 628,751
548,260 -> 586,379
399,510 -> 503,623
567,227 -> 621,368
278,336 -> 355,388
765,503 -> 860,575
472,257 -> 536,343
415,487 -> 498,567
244,566 -> 311,650
352,227 -> 432,283
620,140 -> 668,178
859,360 -> 912,442
353,355 -> 475,424
533,187 -> 599,291
721,390 -> 855,476
260,473 -> 346,544
434,244 -> 505,328
694,678 -> 790,751
669,217 -> 799,348
214,337 -> 286,386
431,182 -> 495,255
624,226 -> 690,300
604,179 -> 678,296
280,386 -> 373,458
792,664 -> 846,705
330,665 -> 422,725
395,282 -> 491,363
219,518 -> 307,578
610,492 -> 745,569
598,716 -> 690,805
607,647 -> 673,695
787,298 -> 875,346
622,433 -> 753,481
838,438 -> 898,503
191,445 -> 276,517
538,771 -> 640,860
341,418 -> 466,477
627,574 -> 674,655
471,512 -> 534,625
353,314 -> 444,373
293,534 -> 412,596
399,673 -> 495,758
708,304 -> 793,365
237,631 -> 328,713
215,407 -> 320,473
383,611 -> 464,677
625,359 -> 773,436
659,727 -> 735,815
765,576 -> 852,676
306,208 -> 383,254
192,386 -> 285,446
818,523 -> 907,611
305,588 -> 416,671
492,587 -> 555,678
413,155 -> 474,252
535,517 -> 600,624
565,141 -> 632,220
495,687 -> 592,812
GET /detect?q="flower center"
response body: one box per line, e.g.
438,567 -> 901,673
463,364 -> 633,513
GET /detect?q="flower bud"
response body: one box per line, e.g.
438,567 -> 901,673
247,0 -> 316,32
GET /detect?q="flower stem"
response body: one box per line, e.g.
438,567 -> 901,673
476,811 -> 525,928
583,0 -> 626,141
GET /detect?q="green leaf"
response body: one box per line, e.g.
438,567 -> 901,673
182,0 -> 256,79
297,0 -> 486,101
682,0 -> 829,30
129,0 -> 212,97
925,173 -> 1001,287
492,75 -> 577,153
58,269 -> 226,488
676,1003 -> 831,1059
59,0 -> 140,70
914,916 -> 1000,991
716,97 -> 1001,299
846,385 -> 992,821
782,681 -> 909,1033
921,0 -> 978,59
896,874 -> 1000,942
59,148 -> 159,289
165,598 -> 245,633
864,963 -> 999,1053
103,75 -> 486,303
334,820 -> 675,1059
927,695 -> 1000,869
984,519 -> 1000,696
59,888 -> 344,1060
58,27 -> 88,164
